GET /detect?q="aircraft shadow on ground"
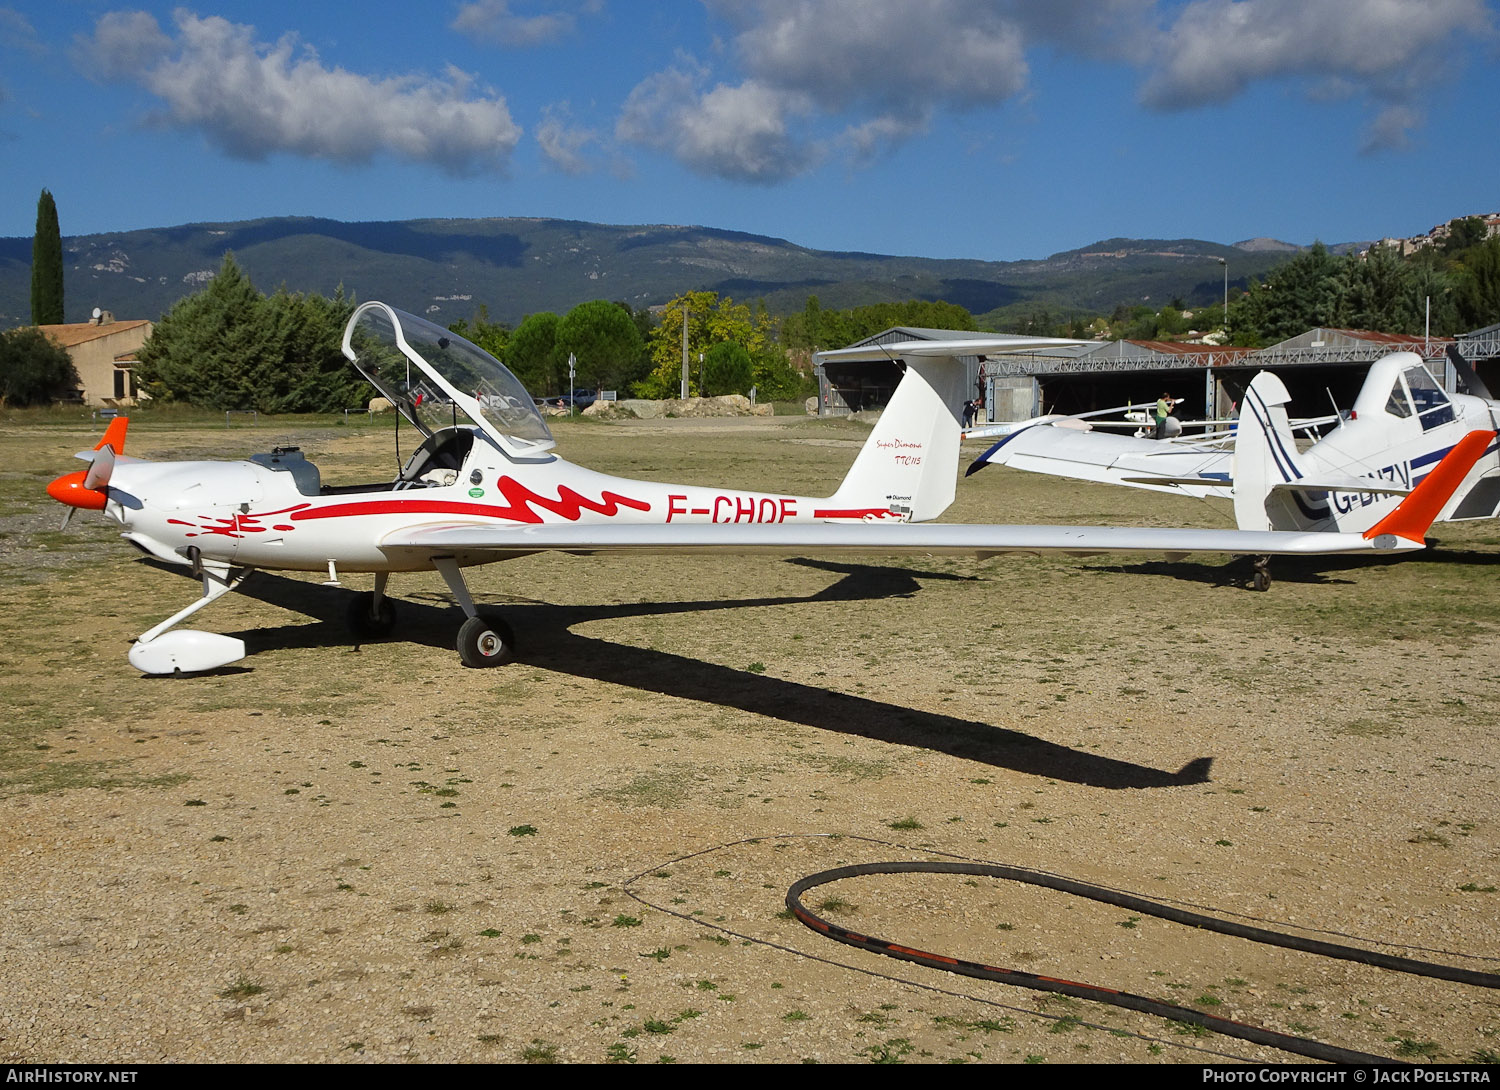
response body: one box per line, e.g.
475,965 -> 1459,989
1097,546 -> 1496,588
140,557 -> 1212,790
1094,556 -> 1353,587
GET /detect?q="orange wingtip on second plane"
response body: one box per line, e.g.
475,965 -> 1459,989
1365,429 -> 1497,544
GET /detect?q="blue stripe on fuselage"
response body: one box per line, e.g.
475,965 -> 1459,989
1411,444 -> 1455,470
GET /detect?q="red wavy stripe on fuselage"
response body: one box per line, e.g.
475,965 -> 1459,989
290,476 -> 651,526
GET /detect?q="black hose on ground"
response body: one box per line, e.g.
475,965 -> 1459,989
788,860 -> 1500,1065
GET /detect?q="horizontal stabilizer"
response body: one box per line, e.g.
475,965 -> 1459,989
1270,476 -> 1410,497
819,336 -> 1084,365
971,425 -> 1233,496
1120,475 -> 1233,488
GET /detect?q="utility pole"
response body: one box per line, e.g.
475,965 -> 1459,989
1217,257 -> 1228,338
680,308 -> 689,399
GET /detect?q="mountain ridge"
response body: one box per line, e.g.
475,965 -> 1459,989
0,215 -> 1351,329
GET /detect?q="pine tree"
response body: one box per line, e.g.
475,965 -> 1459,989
133,253 -> 358,412
31,189 -> 64,325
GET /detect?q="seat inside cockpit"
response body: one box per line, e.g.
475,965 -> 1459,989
395,427 -> 475,488
313,427 -> 479,496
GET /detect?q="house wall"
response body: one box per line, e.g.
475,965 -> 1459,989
45,321 -> 152,406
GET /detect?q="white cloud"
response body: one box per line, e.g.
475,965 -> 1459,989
0,7 -> 46,57
76,10 -> 522,174
77,9 -> 172,78
450,0 -> 578,47
536,103 -> 597,173
838,114 -> 929,166
1361,104 -> 1423,154
615,0 -> 1492,182
718,0 -> 1031,115
618,62 -> 817,183
1140,0 -> 1491,109
615,1 -> 1157,180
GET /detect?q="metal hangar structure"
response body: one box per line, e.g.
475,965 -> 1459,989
816,325 -> 1500,424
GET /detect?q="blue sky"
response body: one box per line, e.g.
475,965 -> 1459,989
2,1 -> 1496,261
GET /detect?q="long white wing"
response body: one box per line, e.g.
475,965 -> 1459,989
376,428 -> 1495,566
377,520 -> 1420,560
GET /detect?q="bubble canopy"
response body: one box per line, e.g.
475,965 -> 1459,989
342,302 -> 555,461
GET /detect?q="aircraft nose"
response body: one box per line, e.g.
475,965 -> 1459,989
47,470 -> 109,511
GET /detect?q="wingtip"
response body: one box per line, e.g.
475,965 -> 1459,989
1363,429 -> 1496,544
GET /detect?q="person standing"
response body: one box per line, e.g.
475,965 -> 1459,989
1154,392 -> 1175,440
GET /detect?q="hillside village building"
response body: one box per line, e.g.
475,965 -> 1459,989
38,312 -> 151,407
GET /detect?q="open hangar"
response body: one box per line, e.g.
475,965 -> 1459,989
816,324 -> 1500,424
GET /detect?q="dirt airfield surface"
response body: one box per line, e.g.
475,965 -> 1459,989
1,413 -> 1498,1065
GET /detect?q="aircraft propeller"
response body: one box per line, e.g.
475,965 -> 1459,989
1447,345 -> 1493,401
49,445 -> 116,530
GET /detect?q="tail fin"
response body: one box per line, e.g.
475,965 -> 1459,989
95,415 -> 129,455
1232,372 -> 1328,531
826,357 -> 966,522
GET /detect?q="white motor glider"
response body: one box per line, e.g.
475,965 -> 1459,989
47,304 -> 1487,673
969,350 -> 1500,561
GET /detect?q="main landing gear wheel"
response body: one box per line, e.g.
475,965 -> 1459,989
1251,557 -> 1272,592
458,614 -> 514,668
346,592 -> 397,639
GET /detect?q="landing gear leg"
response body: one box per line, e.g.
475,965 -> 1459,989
432,557 -> 515,667
346,571 -> 398,640
1251,556 -> 1272,592
128,561 -> 252,674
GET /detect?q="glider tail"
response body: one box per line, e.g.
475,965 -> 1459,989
1232,371 -> 1328,531
827,356 -> 966,523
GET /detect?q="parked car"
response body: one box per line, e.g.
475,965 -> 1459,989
534,389 -> 598,411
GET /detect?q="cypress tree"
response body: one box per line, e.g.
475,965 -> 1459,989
31,189 -> 64,325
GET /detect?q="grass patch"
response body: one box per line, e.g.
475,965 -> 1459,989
591,766 -> 700,809
522,1039 -> 559,1063
219,975 -> 264,1001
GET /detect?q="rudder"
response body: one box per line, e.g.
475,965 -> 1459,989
1233,371 -> 1329,531
827,357 -> 966,523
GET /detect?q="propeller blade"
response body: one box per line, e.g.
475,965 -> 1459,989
59,506 -> 75,532
83,444 -> 115,491
1447,345 -> 1493,401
